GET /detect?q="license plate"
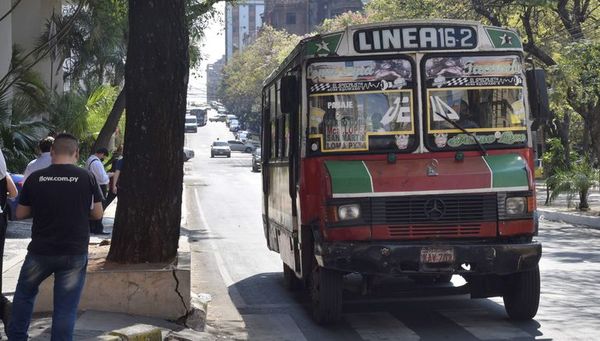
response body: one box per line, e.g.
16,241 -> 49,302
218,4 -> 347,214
420,247 -> 455,264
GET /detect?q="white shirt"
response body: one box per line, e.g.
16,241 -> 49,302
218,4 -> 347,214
86,155 -> 110,185
23,152 -> 52,181
0,148 -> 6,179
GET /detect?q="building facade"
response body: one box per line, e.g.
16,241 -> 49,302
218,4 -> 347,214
206,56 -> 226,103
1,0 -> 63,92
225,1 -> 265,61
263,0 -> 364,36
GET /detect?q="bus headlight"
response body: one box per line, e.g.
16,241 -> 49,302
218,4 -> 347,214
506,197 -> 526,215
338,204 -> 361,221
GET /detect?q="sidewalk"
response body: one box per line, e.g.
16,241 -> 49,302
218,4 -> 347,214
536,180 -> 600,228
1,202 -> 210,340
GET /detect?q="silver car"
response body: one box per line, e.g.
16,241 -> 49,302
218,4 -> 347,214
228,140 -> 255,153
211,141 -> 231,158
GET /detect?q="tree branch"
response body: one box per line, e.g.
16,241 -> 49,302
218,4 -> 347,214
470,0 -> 503,26
521,7 -> 557,66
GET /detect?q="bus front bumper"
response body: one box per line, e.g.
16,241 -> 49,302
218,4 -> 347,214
315,241 -> 541,276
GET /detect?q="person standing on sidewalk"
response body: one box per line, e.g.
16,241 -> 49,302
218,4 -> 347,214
0,148 -> 18,328
7,133 -> 103,341
86,147 -> 111,234
23,136 -> 54,181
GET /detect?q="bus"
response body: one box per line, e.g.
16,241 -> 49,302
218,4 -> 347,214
190,108 -> 207,126
261,20 -> 548,324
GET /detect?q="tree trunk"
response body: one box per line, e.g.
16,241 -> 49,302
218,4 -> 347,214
92,89 -> 126,152
579,189 -> 589,211
107,0 -> 188,263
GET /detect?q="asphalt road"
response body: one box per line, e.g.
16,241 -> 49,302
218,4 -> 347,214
182,110 -> 599,340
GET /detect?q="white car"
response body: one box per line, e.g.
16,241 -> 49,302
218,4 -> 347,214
211,141 -> 231,158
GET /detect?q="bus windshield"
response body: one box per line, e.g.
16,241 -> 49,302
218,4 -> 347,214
307,58 -> 416,153
423,55 -> 527,151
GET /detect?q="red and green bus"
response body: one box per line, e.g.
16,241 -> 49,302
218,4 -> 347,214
261,20 -> 548,324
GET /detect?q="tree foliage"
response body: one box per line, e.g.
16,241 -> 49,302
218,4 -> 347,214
219,26 -> 300,127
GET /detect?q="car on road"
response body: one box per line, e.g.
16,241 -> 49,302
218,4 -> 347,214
211,141 -> 231,158
185,115 -> 198,133
183,147 -> 195,162
251,148 -> 262,172
6,173 -> 24,221
228,140 -> 255,153
209,114 -> 227,122
229,120 -> 240,132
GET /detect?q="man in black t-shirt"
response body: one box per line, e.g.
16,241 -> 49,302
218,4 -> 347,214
7,133 -> 103,341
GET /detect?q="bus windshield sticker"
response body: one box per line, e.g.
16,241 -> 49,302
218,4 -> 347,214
425,55 -> 523,88
353,25 -> 477,53
308,59 -> 413,95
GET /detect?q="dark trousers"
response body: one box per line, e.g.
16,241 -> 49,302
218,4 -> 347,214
103,190 -> 117,210
90,184 -> 108,233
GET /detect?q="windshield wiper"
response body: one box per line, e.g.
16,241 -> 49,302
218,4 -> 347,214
434,112 -> 487,156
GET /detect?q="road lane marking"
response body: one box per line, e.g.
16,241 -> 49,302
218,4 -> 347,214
439,308 -> 531,340
242,313 -> 307,341
346,312 -> 420,341
193,188 -> 248,308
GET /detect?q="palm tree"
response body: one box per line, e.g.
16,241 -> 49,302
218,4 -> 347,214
547,159 -> 599,211
0,46 -> 51,172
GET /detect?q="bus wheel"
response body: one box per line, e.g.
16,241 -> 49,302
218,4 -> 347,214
311,265 -> 343,325
283,263 -> 303,290
503,265 -> 540,320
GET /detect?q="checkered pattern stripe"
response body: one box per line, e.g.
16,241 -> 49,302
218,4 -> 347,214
444,77 -> 470,86
310,83 -> 331,93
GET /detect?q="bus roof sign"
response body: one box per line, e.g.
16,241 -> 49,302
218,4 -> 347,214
353,25 -> 477,53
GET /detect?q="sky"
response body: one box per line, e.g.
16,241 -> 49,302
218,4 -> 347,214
188,2 -> 226,104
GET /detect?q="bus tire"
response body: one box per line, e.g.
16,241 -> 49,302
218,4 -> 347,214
283,263 -> 303,290
311,265 -> 343,325
503,265 -> 540,320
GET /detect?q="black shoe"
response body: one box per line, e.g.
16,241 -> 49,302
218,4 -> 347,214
92,231 -> 110,235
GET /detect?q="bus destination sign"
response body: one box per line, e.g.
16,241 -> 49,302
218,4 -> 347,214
353,25 -> 477,53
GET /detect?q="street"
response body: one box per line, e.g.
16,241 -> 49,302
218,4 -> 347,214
184,110 -> 600,340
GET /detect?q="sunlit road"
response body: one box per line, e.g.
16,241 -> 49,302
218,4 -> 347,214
183,109 -> 600,340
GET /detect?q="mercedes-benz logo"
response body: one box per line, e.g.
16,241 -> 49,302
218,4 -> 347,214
424,199 -> 446,220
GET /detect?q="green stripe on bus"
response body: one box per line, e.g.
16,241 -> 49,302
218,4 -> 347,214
325,161 -> 372,194
484,154 -> 528,188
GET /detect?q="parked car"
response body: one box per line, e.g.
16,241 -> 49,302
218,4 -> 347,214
209,114 -> 227,122
229,120 -> 240,132
251,148 -> 262,172
185,115 -> 198,133
211,141 -> 231,158
225,114 -> 237,127
228,140 -> 255,153
6,173 -> 24,221
183,147 -> 195,162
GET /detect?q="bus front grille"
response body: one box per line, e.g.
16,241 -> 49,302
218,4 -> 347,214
370,194 -> 498,225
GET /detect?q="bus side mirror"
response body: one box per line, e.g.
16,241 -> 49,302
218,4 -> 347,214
280,75 -> 299,114
525,69 -> 550,122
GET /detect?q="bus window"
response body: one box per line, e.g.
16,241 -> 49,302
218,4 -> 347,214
423,55 -> 527,151
307,58 -> 416,153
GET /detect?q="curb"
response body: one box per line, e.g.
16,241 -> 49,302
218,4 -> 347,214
538,209 -> 600,228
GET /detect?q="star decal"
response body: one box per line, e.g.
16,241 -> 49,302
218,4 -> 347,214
499,33 -> 513,46
316,40 -> 330,53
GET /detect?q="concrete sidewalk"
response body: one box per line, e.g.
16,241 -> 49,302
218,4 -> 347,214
536,180 -> 600,228
1,201 -> 211,340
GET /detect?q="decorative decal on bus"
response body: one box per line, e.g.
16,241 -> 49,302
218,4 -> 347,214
425,55 -> 523,88
307,59 -> 415,152
353,25 -> 477,53
305,33 -> 344,57
485,27 -> 523,49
